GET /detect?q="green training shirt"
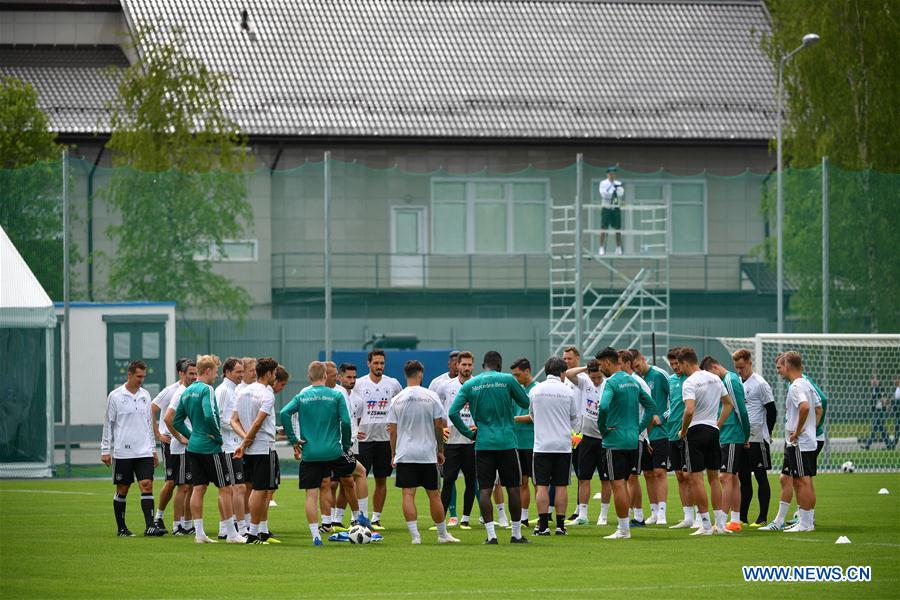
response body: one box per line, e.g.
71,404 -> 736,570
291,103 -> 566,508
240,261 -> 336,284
640,366 -> 670,441
803,374 -> 828,438
666,374 -> 687,441
280,385 -> 351,462
449,371 -> 531,451
172,381 -> 223,454
719,370 -> 751,444
514,380 -> 536,450
597,370 -> 656,450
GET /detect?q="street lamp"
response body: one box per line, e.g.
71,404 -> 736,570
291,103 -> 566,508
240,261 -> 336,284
776,33 -> 820,333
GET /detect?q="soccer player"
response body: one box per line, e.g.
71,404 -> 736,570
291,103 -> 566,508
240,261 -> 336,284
632,349 -> 670,525
731,348 -> 776,526
354,349 -> 403,530
449,350 -> 531,544
172,355 -> 242,544
529,357 -> 580,535
100,360 -> 165,537
762,352 -> 821,532
560,346 -> 583,522
332,362 -> 369,530
215,357 -> 246,539
700,356 -> 751,533
388,360 -> 460,544
236,357 -> 256,394
620,349 -> 655,527
149,357 -> 190,531
437,351 -> 477,530
510,357 -> 537,527
562,359 -> 607,526
281,361 -> 369,546
598,165 -> 625,256
663,348 -> 695,529
232,357 -> 281,544
594,347 -> 656,539
677,347 -> 734,536
162,359 -> 197,535
429,350 -> 460,393
339,362 -> 357,393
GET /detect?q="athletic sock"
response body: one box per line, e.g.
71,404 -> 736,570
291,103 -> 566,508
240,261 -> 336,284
436,521 -> 448,536
658,502 -> 667,518
539,513 -> 550,530
600,503 -> 610,520
800,509 -> 813,529
140,494 -> 154,528
634,508 -> 644,522
372,511 -> 381,523
649,503 -> 658,518
219,519 -> 231,537
809,509 -> 815,524
683,506 -> 693,521
113,493 -> 127,530
714,509 -> 726,531
330,507 -> 337,520
578,503 -> 588,519
485,521 -> 497,540
259,520 -> 269,534
351,510 -> 360,522
461,515 -> 470,524
236,518 -> 245,532
322,514 -> 332,526
700,512 -> 711,531
218,520 -> 227,536
730,511 -> 741,523
244,512 -> 251,526
193,519 -> 206,539
617,516 -> 630,533
359,499 -> 369,520
406,520 -> 420,540
774,501 -> 790,526
309,523 -> 320,541
335,508 -> 345,522
155,509 -> 164,521
511,520 -> 522,538
496,503 -> 507,522
520,508 -> 529,522
249,522 -> 259,536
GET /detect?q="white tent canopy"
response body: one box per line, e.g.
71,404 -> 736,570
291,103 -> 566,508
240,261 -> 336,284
0,226 -> 56,328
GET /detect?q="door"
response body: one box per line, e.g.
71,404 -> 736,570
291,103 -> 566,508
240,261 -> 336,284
104,316 -> 167,397
391,206 -> 426,287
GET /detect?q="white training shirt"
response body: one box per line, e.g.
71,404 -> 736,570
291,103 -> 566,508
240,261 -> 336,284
682,369 -> 727,430
386,385 -> 444,464
428,371 -> 451,394
234,382 -> 276,455
100,384 -> 155,459
439,376 -> 474,445
529,375 -> 579,453
354,373 -> 403,443
215,378 -> 241,454
167,384 -> 188,454
785,377 -> 819,452
573,373 -> 604,439
151,380 -> 180,437
632,372 -> 653,441
742,372 -> 775,443
599,178 -> 625,207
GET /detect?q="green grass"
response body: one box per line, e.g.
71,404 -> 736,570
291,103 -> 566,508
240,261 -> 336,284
1,473 -> 899,599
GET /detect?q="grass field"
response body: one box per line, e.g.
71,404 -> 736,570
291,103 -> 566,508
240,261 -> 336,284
1,473 -> 898,599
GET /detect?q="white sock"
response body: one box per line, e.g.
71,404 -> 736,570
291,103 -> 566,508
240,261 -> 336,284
634,508 -> 644,522
372,511 -> 381,523
649,503 -> 658,518
309,523 -> 320,541
193,519 -> 205,538
511,520 -> 522,538
683,506 -> 693,520
658,502 -> 667,518
322,514 -> 332,525
497,503 -> 507,522
218,520 -> 227,535
351,510 -> 360,522
618,516 -> 630,533
809,509 -> 815,524
179,518 -> 187,530
244,512 -> 251,525
700,512 -> 711,531
335,508 -> 345,522
600,503 -> 610,519
774,501 -> 790,526
222,519 -> 237,537
436,521 -> 448,536
520,508 -> 529,522
578,503 -> 588,519
259,520 -> 269,534
714,509 -> 726,530
485,521 -> 497,540
800,509 -> 813,528
461,515 -> 470,523
236,518 -> 245,531
330,507 -> 337,520
406,520 -> 420,540
155,509 -> 164,520
359,499 -> 369,519
548,504 -> 554,513
730,511 -> 741,523
249,522 -> 259,536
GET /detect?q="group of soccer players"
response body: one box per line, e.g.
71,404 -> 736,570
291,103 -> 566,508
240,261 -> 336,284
100,342 -> 827,544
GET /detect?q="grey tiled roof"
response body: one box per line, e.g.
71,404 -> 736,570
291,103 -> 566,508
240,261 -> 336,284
7,1 -> 778,140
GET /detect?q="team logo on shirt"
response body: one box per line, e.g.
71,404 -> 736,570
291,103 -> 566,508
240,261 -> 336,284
377,399 -> 389,409
367,399 -> 377,409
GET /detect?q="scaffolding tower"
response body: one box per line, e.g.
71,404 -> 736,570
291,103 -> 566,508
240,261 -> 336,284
549,155 -> 670,365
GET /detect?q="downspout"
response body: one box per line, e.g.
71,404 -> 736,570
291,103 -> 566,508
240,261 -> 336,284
87,145 -> 105,301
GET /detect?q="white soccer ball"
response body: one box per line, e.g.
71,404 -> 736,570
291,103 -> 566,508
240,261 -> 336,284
841,461 -> 855,473
348,524 -> 373,544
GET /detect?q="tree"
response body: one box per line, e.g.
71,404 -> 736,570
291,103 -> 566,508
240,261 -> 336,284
103,28 -> 253,319
0,76 -> 73,300
762,0 -> 900,332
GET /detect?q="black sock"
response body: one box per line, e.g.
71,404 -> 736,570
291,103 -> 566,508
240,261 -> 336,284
538,513 -> 550,530
556,515 -> 566,529
114,493 -> 127,531
141,494 -> 155,528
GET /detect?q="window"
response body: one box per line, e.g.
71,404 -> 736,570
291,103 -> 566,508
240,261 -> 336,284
194,239 -> 258,262
431,179 -> 548,254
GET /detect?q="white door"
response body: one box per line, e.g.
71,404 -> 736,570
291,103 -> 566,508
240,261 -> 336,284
391,206 -> 426,287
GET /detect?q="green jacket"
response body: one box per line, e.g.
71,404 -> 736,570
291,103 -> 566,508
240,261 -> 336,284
449,371 -> 530,451
280,385 -> 351,462
173,381 -> 223,455
803,374 -> 828,438
514,380 -> 536,449
597,371 -> 656,450
666,374 -> 686,441
640,366 -> 670,441
719,370 -> 751,444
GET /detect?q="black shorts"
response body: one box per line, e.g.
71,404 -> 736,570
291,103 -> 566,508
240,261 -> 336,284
225,453 -> 245,485
814,439 -> 824,460
684,424 -> 721,473
162,443 -> 175,481
358,440 -> 393,478
747,441 -> 772,470
298,452 -> 356,489
186,451 -> 231,488
245,451 -> 280,491
533,452 -> 571,487
170,452 -> 190,485
781,444 -> 817,478
639,438 -> 669,471
395,462 -> 440,490
517,449 -> 533,478
601,206 -> 621,229
112,456 -> 154,485
443,444 -> 476,485
637,440 -> 652,472
600,447 -> 637,481
719,443 -> 747,474
668,438 -> 686,472
576,435 -> 604,479
475,449 -> 521,489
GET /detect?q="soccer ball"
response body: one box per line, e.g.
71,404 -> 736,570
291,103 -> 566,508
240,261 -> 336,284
348,524 -> 373,544
841,461 -> 855,473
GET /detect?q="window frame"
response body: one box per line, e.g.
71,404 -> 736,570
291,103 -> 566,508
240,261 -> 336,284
193,239 -> 259,262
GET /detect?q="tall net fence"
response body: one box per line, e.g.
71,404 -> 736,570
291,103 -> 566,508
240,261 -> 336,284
720,334 -> 900,473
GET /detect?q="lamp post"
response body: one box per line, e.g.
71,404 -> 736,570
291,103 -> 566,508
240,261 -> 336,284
776,33 -> 819,333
